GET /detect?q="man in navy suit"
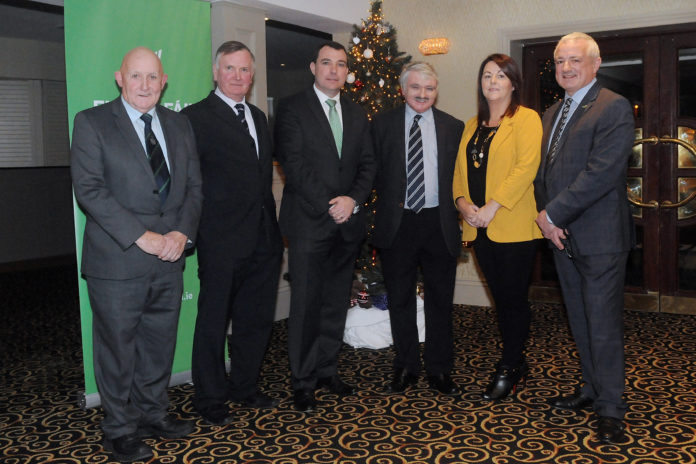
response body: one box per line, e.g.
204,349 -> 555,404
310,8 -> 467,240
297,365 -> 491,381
372,62 -> 464,396
182,41 -> 283,425
275,41 -> 376,412
71,47 -> 202,462
534,32 -> 634,444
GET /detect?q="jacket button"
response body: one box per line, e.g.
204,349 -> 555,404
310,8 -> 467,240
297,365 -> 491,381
398,202 -> 404,208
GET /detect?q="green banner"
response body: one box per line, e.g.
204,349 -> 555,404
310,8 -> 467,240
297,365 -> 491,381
64,0 -> 211,406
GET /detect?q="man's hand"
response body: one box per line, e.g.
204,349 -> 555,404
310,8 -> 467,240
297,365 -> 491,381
135,230 -> 166,256
159,231 -> 188,262
328,196 -> 355,224
535,210 -> 566,250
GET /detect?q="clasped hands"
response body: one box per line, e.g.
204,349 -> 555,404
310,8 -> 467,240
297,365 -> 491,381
135,230 -> 188,262
456,197 -> 500,229
328,196 -> 356,225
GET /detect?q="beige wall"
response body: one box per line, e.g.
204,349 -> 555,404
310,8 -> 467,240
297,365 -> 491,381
382,0 -> 696,123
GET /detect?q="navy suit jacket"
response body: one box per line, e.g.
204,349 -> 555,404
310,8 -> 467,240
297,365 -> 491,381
71,98 -> 202,280
274,88 -> 376,245
534,83 -> 635,256
371,105 -> 464,256
182,92 -> 282,263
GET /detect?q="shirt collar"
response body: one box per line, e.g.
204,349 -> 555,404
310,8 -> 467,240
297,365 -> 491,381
405,104 -> 434,124
313,85 -> 340,105
215,87 -> 246,110
566,77 -> 597,105
121,96 -> 155,122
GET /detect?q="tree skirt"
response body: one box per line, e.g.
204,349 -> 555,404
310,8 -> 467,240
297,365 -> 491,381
343,295 -> 425,349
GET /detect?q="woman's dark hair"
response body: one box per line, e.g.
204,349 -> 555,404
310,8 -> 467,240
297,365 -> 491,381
476,53 -> 522,125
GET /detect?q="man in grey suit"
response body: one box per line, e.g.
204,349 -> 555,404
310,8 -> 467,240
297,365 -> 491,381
71,47 -> 202,462
534,32 -> 634,444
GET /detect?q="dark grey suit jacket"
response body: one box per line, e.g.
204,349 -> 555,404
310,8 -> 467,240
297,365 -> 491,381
534,83 -> 634,256
71,98 -> 203,279
371,105 -> 464,257
275,88 -> 376,245
182,92 -> 282,263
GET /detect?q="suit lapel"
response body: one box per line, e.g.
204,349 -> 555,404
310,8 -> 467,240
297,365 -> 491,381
113,100 -> 154,181
554,82 -> 601,157
432,108 -> 450,185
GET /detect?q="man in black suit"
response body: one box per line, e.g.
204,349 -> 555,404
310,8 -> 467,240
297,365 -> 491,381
534,32 -> 634,443
182,41 -> 283,425
372,62 -> 464,395
275,41 -> 376,412
71,47 -> 202,462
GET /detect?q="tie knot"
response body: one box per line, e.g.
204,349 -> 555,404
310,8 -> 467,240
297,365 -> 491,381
564,98 -> 572,108
325,99 -> 336,109
235,103 -> 245,114
140,113 -> 153,125
411,114 -> 422,129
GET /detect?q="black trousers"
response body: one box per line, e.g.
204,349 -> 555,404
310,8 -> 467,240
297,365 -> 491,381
286,231 -> 361,391
192,231 -> 282,414
380,207 -> 457,375
473,233 -> 538,367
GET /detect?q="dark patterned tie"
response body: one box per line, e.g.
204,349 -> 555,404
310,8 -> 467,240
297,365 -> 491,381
235,103 -> 249,133
546,97 -> 573,166
140,113 -> 170,205
406,114 -> 425,213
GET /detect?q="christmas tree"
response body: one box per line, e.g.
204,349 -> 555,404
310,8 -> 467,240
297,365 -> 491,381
346,0 -> 411,306
345,0 -> 411,120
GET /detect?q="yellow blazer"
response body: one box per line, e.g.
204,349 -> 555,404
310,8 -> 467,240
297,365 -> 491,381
453,106 -> 543,243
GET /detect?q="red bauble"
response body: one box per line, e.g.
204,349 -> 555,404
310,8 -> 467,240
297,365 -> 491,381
354,79 -> 364,90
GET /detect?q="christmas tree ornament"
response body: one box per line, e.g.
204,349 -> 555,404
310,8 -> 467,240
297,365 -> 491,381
365,71 -> 372,77
346,72 -> 356,84
355,79 -> 364,90
353,36 -> 360,44
379,78 -> 385,87
363,48 -> 373,59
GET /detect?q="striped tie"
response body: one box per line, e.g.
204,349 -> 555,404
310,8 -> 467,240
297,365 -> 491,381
406,115 -> 425,213
234,103 -> 249,133
546,97 -> 572,166
140,113 -> 170,205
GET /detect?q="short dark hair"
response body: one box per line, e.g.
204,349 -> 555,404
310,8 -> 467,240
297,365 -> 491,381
476,53 -> 522,125
215,41 -> 255,68
312,41 -> 347,63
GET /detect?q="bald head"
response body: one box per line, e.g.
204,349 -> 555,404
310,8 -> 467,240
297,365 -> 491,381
115,47 -> 167,113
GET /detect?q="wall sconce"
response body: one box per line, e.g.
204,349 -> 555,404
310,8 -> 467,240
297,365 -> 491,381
418,37 -> 450,55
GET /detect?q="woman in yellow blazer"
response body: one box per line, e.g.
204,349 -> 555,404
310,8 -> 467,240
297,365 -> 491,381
453,53 -> 542,401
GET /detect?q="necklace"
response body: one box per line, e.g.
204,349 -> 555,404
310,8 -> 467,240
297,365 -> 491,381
470,124 -> 499,169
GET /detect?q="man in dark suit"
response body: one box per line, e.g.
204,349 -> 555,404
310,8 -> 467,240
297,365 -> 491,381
182,41 -> 283,425
372,62 -> 464,395
71,47 -> 202,462
274,41 -> 376,412
534,32 -> 634,444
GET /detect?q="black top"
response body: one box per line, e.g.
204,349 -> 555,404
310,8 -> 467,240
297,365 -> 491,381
466,124 -> 498,207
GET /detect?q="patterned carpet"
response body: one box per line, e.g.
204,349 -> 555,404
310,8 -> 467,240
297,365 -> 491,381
1,265 -> 696,463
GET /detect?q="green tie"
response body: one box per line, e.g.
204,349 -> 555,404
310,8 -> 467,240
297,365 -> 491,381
325,99 -> 342,157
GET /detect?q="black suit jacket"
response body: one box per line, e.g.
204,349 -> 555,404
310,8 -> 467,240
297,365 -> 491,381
182,92 -> 282,262
371,105 -> 464,257
275,88 -> 376,244
534,82 -> 635,256
71,98 -> 202,280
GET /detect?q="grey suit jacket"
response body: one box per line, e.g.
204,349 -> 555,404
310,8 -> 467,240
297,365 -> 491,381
71,98 -> 203,280
371,105 -> 464,257
275,88 -> 376,245
533,83 -> 634,256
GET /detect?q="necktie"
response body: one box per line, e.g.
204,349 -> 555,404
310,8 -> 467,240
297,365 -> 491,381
325,99 -> 342,157
234,103 -> 249,133
546,97 -> 573,166
406,114 -> 425,213
140,113 -> 170,205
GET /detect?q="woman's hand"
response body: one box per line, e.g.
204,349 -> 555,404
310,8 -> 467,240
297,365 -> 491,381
455,197 -> 480,228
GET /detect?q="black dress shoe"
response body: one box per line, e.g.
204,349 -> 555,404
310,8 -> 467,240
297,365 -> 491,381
551,391 -> 594,411
387,368 -> 418,393
293,389 -> 317,412
483,361 -> 528,401
427,373 -> 460,395
597,416 -> 625,443
234,391 -> 280,409
317,375 -> 355,395
103,433 -> 153,462
199,407 -> 233,426
139,414 -> 194,439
